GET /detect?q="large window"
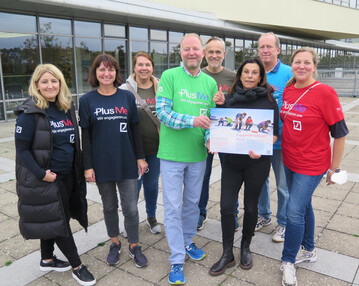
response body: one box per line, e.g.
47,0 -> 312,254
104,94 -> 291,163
0,13 -> 38,120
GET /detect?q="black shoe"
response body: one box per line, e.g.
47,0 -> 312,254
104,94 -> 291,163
129,245 -> 148,268
240,241 -> 253,270
107,242 -> 121,266
72,265 -> 96,286
209,251 -> 235,276
39,255 -> 71,272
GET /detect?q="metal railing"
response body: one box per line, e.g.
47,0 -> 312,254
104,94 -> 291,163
317,69 -> 358,97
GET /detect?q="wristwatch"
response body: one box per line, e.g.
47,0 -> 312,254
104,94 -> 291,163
328,168 -> 340,174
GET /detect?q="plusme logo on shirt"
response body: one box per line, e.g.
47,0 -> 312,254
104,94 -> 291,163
16,126 -> 22,134
70,134 -> 75,143
293,120 -> 302,131
200,108 -> 207,116
120,122 -> 127,132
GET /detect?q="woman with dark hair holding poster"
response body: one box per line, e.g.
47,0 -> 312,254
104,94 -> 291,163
209,58 -> 279,276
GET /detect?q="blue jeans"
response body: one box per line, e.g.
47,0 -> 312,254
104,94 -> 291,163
281,166 -> 324,263
198,153 -> 239,216
137,154 -> 160,218
258,149 -> 289,226
161,159 -> 206,264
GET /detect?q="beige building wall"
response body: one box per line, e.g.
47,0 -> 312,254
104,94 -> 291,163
149,0 -> 359,39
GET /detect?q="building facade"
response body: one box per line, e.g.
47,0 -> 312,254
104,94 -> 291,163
1,0 -> 359,121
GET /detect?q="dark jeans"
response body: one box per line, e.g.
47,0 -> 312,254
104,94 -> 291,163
137,154 -> 160,218
41,173 -> 81,268
220,154 -> 270,247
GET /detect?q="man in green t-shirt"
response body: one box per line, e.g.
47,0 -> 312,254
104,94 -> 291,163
156,33 -> 217,285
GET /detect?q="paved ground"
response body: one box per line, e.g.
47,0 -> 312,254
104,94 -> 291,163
0,97 -> 359,286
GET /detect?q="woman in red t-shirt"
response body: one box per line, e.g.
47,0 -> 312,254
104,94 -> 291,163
279,47 -> 349,286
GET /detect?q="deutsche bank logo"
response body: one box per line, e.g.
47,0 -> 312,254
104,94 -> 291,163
16,126 -> 22,134
293,120 -> 302,131
70,134 -> 75,143
200,108 -> 207,116
158,86 -> 163,93
120,123 -> 127,132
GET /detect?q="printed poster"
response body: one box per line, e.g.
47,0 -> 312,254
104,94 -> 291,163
210,108 -> 274,155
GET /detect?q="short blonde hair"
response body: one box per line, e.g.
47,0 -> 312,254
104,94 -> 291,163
286,47 -> 318,87
28,64 -> 72,112
180,33 -> 203,50
258,32 -> 280,48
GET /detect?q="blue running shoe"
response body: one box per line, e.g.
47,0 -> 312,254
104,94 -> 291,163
234,215 -> 240,232
168,264 -> 185,285
185,243 -> 206,261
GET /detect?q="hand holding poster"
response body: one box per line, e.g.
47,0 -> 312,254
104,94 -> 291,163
210,108 -> 274,155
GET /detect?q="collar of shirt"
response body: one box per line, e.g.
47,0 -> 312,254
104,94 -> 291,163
268,60 -> 281,74
182,66 -> 201,77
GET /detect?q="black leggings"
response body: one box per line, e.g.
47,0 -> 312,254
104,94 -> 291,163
220,154 -> 270,247
40,173 -> 81,268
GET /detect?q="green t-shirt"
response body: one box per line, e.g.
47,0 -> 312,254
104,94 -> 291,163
157,67 -> 217,162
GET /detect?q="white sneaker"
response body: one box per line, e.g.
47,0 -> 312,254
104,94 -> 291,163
255,216 -> 272,231
146,217 -> 161,234
280,262 -> 297,286
272,225 -> 285,243
295,245 -> 317,264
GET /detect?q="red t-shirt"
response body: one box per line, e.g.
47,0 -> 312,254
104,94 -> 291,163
280,81 -> 344,176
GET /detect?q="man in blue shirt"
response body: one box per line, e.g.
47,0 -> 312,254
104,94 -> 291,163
256,32 -> 292,243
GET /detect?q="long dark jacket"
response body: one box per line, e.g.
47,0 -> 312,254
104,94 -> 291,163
14,97 -> 88,240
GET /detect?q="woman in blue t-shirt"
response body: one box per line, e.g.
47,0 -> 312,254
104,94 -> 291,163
14,64 -> 96,286
79,54 -> 148,268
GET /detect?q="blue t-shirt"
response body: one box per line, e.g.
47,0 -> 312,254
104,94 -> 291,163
267,60 -> 292,149
15,102 -> 75,174
79,89 -> 139,183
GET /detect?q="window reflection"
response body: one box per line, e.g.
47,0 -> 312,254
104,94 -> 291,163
0,33 -> 39,100
75,21 -> 101,37
75,38 -> 102,94
225,38 -> 235,71
130,27 -> 148,41
41,36 -> 75,93
169,43 -> 181,69
150,42 -> 168,77
169,31 -> 183,43
104,24 -> 126,38
150,29 -> 167,41
104,39 -> 127,80
0,12 -> 36,33
39,17 -> 71,35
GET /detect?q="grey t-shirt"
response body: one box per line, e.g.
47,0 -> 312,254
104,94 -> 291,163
202,67 -> 236,95
137,85 -> 159,155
